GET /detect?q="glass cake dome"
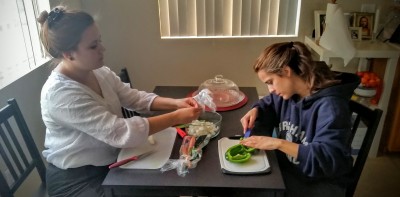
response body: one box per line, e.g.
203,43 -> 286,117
194,75 -> 247,110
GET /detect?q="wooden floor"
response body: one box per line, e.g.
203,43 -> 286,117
354,152 -> 400,197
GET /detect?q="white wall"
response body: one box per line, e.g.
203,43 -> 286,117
1,0 -> 391,196
0,63 -> 52,197
80,0 -> 391,96
0,63 -> 50,150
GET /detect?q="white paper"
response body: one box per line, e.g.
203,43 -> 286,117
319,3 -> 356,66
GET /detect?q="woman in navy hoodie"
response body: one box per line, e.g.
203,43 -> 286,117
240,41 -> 360,197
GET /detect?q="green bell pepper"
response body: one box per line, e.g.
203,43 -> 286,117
225,144 -> 255,163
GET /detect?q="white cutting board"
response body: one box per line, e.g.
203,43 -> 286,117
218,137 -> 270,174
117,127 -> 176,169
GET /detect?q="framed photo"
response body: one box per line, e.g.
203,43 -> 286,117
314,10 -> 326,40
349,27 -> 362,41
352,12 -> 374,40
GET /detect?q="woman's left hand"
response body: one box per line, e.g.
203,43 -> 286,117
240,136 -> 280,150
241,136 -> 299,158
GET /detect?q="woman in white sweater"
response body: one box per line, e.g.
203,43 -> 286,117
37,6 -> 202,197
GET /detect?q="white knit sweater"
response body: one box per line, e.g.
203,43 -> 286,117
40,66 -> 157,169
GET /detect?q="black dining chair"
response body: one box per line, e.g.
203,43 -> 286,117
346,100 -> 383,197
118,67 -> 140,118
0,98 -> 47,197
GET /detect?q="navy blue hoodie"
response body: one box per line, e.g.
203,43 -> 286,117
253,72 -> 360,183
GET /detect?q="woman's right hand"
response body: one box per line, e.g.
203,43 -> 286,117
147,106 -> 202,135
240,107 -> 258,133
174,107 -> 202,125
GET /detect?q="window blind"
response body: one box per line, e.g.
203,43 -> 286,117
0,0 -> 50,89
158,0 -> 300,38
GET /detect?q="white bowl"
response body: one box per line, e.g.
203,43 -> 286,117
354,87 -> 377,97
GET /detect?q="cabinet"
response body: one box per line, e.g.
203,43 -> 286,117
382,59 -> 400,152
304,36 -> 400,157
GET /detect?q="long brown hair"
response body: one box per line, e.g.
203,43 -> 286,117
37,6 -> 94,60
253,41 -> 339,91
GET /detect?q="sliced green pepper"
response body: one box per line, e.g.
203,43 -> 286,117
228,153 -> 251,163
226,144 -> 243,155
225,144 -> 255,163
238,137 -> 256,153
243,146 -> 256,154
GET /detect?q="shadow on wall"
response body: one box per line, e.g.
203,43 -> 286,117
0,62 -> 51,196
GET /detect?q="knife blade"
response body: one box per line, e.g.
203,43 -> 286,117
228,128 -> 251,140
108,150 -> 154,169
228,135 -> 243,140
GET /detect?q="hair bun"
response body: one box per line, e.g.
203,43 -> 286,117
37,11 -> 49,25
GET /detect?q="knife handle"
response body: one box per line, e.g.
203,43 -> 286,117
176,127 -> 187,138
108,156 -> 138,169
244,128 -> 252,138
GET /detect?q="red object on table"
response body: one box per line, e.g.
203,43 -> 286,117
176,127 -> 187,138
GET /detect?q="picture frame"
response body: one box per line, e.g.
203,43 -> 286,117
352,12 -> 374,40
314,10 -> 326,40
349,27 -> 362,41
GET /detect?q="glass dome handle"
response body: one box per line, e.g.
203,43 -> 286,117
214,75 -> 224,83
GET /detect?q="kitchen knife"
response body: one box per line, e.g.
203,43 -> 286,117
244,128 -> 252,138
108,150 -> 154,169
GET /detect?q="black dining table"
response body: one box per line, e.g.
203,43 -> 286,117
102,86 -> 285,197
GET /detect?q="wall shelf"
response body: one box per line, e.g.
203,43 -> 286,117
304,36 -> 400,157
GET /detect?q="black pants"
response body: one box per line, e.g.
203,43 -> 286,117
46,163 -> 109,197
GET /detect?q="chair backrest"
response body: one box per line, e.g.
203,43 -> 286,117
346,100 -> 383,197
119,68 -> 132,88
0,98 -> 46,197
118,68 -> 140,118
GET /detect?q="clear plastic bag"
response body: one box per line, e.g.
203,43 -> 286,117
160,135 -> 211,177
193,89 -> 216,112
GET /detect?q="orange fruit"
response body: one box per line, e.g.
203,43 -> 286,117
361,78 -> 368,85
363,74 -> 370,81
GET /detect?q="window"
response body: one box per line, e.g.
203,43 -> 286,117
158,0 -> 301,39
0,0 -> 50,89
